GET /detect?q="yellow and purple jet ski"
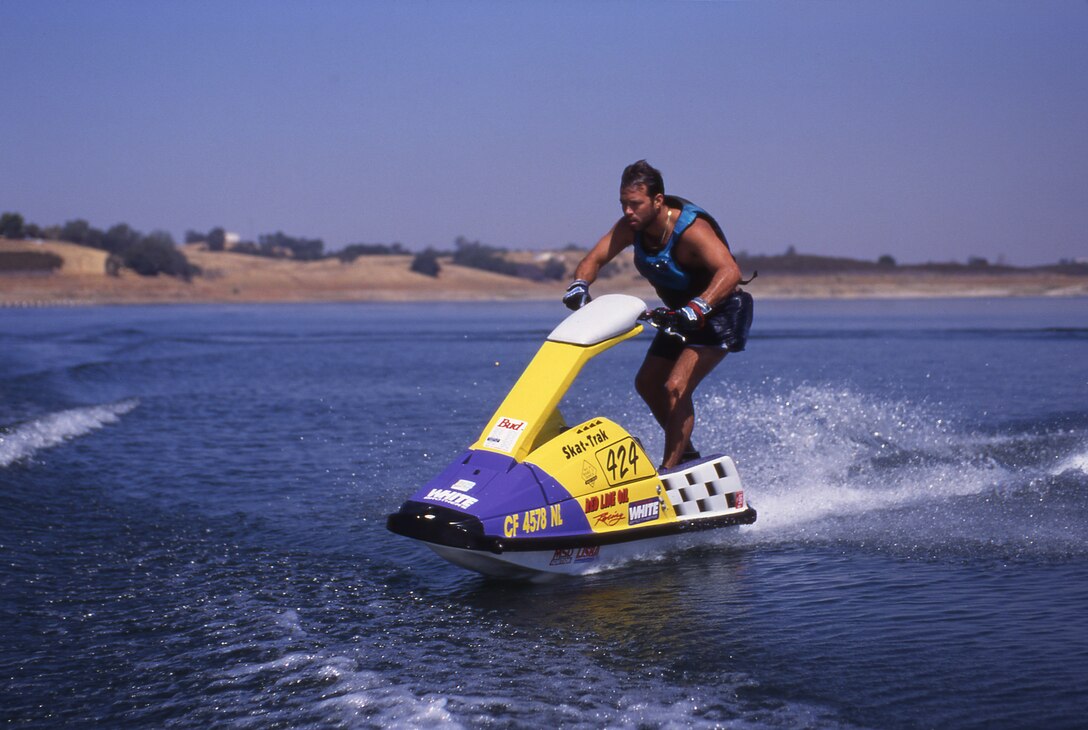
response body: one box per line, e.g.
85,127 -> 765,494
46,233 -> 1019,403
386,294 -> 756,578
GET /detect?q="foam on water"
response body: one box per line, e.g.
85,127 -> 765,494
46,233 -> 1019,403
209,600 -> 860,730
1052,448 -> 1088,476
0,399 -> 138,467
688,383 -> 1088,553
225,651 -> 462,729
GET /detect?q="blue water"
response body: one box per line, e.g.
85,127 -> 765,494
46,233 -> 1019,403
2,298 -> 1087,729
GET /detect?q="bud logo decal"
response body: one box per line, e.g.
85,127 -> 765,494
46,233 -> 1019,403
484,417 -> 527,453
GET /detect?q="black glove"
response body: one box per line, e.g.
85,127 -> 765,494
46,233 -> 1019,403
647,308 -> 683,339
675,297 -> 711,331
651,297 -> 711,334
563,279 -> 591,310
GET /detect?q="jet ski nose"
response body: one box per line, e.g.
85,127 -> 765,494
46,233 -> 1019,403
386,502 -> 498,553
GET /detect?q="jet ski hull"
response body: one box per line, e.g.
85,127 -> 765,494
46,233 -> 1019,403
390,503 -> 756,579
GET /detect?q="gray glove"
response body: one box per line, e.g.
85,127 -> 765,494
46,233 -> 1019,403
562,279 -> 591,310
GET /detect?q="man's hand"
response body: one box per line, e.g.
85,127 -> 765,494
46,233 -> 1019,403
563,280 -> 591,310
676,297 -> 711,330
649,307 -> 683,334
651,297 -> 710,333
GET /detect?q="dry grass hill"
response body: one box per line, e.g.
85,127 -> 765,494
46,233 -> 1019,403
2,238 -> 1086,306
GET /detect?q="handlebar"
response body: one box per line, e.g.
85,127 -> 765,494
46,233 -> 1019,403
638,309 -> 687,343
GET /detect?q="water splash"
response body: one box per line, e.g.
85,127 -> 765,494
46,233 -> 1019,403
706,386 -> 980,525
690,383 -> 1088,556
1052,449 -> 1088,477
0,399 -> 138,467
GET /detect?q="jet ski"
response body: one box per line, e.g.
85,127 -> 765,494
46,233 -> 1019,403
386,294 -> 756,579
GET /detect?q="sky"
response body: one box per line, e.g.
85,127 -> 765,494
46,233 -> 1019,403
2,0 -> 1086,266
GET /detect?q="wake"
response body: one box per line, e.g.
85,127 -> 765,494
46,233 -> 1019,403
0,399 -> 138,467
687,383 -> 1088,555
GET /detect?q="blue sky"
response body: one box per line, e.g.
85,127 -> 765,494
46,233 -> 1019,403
2,0 -> 1086,265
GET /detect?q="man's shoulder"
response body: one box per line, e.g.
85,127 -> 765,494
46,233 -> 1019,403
677,215 -> 717,241
676,208 -> 728,249
609,218 -> 635,246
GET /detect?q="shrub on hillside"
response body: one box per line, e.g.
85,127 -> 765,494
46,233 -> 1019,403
0,212 -> 26,239
0,250 -> 63,273
258,232 -> 324,261
338,242 -> 408,262
452,236 -> 518,276
541,257 -> 567,280
122,232 -> 201,280
103,223 -> 141,255
410,248 -> 442,277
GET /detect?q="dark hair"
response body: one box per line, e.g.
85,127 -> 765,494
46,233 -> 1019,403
620,160 -> 664,198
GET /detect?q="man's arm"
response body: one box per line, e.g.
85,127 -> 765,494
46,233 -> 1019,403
675,218 -> 742,308
572,219 -> 634,284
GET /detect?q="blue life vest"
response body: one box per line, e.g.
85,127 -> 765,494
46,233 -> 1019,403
633,196 -> 730,302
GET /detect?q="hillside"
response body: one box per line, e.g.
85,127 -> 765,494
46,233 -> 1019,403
2,238 -> 1087,306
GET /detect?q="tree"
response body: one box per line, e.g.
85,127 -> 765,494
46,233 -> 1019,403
877,254 -> 897,268
106,254 -> 123,277
337,242 -> 408,262
184,227 -> 227,250
0,212 -> 26,239
541,257 -> 567,280
410,248 -> 442,277
207,227 -> 227,252
60,219 -> 104,249
122,230 -> 200,280
258,231 -> 324,260
452,236 -> 517,275
103,223 -> 141,255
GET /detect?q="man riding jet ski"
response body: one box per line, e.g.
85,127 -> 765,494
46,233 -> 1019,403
386,294 -> 756,579
563,159 -> 754,471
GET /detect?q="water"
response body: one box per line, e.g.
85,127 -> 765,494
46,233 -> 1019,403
2,298 -> 1086,729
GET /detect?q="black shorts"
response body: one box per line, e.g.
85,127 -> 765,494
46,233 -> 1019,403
648,289 -> 754,361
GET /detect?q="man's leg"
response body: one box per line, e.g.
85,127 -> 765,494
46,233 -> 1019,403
636,347 -> 727,469
635,353 -> 675,433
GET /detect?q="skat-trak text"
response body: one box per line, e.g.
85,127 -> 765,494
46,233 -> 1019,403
562,427 -> 608,459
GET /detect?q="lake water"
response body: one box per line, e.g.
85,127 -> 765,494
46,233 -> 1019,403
2,297 -> 1086,729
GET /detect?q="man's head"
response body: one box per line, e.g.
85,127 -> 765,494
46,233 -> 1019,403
620,160 -> 665,198
620,160 -> 666,231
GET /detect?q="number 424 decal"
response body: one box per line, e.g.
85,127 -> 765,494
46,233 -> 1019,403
601,438 -> 647,485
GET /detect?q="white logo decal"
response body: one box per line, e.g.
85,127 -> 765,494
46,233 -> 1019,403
628,497 -> 660,525
451,479 -> 476,492
424,488 -> 479,510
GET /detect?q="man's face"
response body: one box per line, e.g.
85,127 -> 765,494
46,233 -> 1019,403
620,185 -> 661,231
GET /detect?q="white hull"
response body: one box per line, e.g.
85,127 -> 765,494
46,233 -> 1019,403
424,528 -> 740,580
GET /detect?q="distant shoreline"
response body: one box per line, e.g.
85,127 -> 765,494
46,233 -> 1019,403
2,239 -> 1087,307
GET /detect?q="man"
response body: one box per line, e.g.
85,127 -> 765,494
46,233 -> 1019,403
563,160 -> 753,470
